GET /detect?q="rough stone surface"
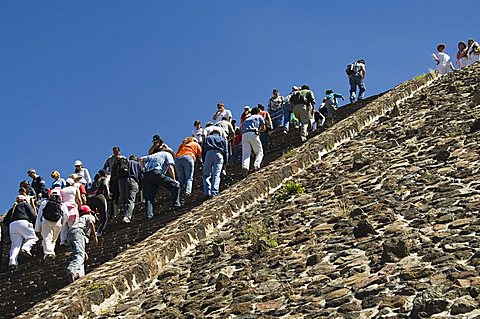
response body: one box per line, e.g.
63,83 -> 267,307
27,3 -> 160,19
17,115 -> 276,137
13,64 -> 480,318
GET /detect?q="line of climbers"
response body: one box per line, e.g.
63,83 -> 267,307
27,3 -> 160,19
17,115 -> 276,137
432,38 -> 480,75
1,62 -> 372,282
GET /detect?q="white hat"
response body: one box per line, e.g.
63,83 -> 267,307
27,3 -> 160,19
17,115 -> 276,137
74,160 -> 82,166
16,195 -> 27,202
66,178 -> 75,186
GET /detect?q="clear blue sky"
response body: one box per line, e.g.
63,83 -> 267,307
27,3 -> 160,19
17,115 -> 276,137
1,1 -> 478,213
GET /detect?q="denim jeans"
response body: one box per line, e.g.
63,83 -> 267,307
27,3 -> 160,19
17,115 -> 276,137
67,228 -> 86,278
349,74 -> 366,101
231,143 -> 242,164
143,169 -> 181,218
260,131 -> 269,153
283,104 -> 293,131
175,155 -> 195,195
118,178 -> 139,220
324,99 -> 337,119
270,109 -> 283,129
203,150 -> 224,196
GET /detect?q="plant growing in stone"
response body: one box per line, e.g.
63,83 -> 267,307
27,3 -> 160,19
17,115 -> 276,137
277,181 -> 305,200
243,221 -> 278,251
333,199 -> 353,218
283,149 -> 297,158
84,282 -> 108,293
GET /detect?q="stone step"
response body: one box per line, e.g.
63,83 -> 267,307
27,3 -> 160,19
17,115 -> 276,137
0,94 -> 382,318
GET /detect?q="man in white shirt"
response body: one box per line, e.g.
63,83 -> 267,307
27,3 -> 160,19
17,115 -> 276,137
212,102 -> 232,122
432,43 -> 454,75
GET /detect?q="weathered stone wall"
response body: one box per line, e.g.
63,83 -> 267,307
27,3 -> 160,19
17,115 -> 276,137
101,63 -> 480,318
17,70 -> 441,318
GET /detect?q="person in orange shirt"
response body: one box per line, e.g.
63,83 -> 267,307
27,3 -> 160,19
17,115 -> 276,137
175,137 -> 202,196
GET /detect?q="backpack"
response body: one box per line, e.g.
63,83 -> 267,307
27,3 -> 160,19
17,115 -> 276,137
346,62 -> 362,76
42,195 -> 63,222
87,177 -> 107,197
2,207 -> 14,227
289,91 -> 307,106
112,157 -> 129,178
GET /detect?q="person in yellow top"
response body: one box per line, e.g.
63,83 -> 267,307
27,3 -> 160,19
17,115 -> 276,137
175,137 -> 202,196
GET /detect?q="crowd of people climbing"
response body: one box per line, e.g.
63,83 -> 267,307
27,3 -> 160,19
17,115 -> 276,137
3,78 -> 352,281
432,38 -> 480,74
2,50 -> 479,283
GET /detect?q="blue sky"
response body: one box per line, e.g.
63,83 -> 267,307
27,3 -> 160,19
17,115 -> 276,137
1,1 -> 478,213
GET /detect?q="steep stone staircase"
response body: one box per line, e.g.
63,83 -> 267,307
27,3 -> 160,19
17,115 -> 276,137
0,93 -> 381,318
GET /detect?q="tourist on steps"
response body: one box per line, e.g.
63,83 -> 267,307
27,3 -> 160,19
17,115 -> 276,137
202,130 -> 228,198
291,84 -> 316,142
35,189 -> 67,260
119,155 -> 144,224
66,205 -> 98,282
268,88 -> 285,129
4,195 -> 38,268
175,137 -> 202,197
141,144 -> 181,219
241,106 -> 266,174
432,44 -> 454,75
346,59 -> 366,103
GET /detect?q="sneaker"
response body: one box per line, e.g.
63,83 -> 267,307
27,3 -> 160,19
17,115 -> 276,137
350,97 -> 355,104
67,270 -> 77,283
44,254 -> 55,261
21,249 -> 32,258
9,265 -> 18,271
301,136 -> 307,142
123,216 -> 131,224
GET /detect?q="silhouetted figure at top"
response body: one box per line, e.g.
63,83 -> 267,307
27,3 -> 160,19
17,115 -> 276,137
346,59 -> 366,103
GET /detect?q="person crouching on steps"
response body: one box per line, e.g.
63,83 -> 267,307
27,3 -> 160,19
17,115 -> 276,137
66,205 -> 98,282
4,195 -> 38,269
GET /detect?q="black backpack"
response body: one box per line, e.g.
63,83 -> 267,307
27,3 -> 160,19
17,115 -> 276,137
289,91 -> 307,106
42,195 -> 63,222
88,177 -> 108,196
346,62 -> 362,76
112,157 -> 130,178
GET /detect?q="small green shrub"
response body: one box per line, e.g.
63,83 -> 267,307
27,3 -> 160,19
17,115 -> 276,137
283,149 -> 297,158
84,282 -> 107,293
277,181 -> 304,200
413,73 -> 428,81
243,221 -> 278,249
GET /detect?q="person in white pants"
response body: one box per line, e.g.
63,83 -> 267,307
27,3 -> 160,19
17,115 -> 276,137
432,43 -> 454,75
5,195 -> 38,267
35,191 -> 68,259
241,107 -> 266,173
